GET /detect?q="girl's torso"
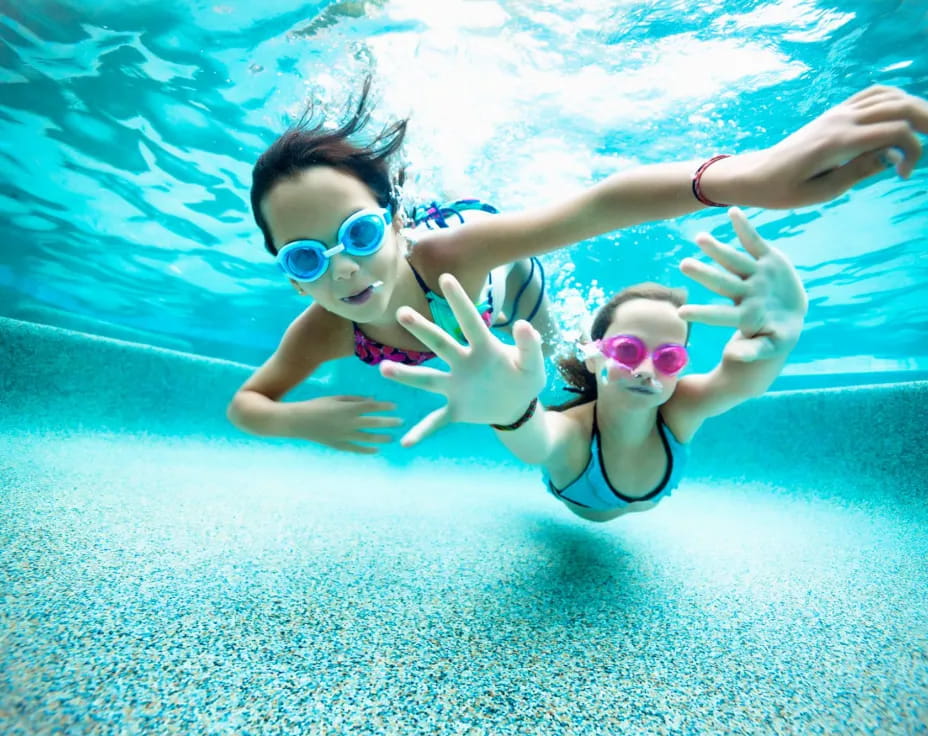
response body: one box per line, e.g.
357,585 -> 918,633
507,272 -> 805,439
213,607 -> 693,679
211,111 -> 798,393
544,401 -> 688,521
294,215 -> 495,365
308,200 -> 548,366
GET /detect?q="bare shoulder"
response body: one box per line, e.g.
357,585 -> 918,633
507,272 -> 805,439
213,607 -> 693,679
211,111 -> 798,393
660,374 -> 711,443
285,303 -> 354,357
239,303 -> 354,400
558,401 -> 594,432
408,227 -> 493,298
543,400 -> 595,474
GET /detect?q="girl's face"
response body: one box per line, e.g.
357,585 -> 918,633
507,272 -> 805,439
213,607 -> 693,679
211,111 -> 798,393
585,298 -> 689,407
261,166 -> 404,322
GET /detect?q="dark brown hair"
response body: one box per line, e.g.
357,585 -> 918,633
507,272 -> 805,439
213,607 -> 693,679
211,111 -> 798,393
250,76 -> 408,255
551,282 -> 689,411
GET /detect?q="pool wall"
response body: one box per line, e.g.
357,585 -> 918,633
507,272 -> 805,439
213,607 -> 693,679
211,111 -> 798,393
2,316 -> 925,492
3,315 -> 927,735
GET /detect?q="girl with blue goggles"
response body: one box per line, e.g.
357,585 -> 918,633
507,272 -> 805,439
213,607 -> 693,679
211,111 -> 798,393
276,207 -> 391,282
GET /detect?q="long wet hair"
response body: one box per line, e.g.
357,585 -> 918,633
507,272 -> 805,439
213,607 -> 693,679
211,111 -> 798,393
551,282 -> 690,412
250,76 -> 408,255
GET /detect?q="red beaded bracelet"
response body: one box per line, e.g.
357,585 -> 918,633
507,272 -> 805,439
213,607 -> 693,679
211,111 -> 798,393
490,397 -> 539,431
691,154 -> 733,208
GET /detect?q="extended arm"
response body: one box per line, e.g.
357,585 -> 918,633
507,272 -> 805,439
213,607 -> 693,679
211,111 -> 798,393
439,85 -> 928,274
378,273 -> 568,457
227,304 -> 402,454
664,209 -> 808,441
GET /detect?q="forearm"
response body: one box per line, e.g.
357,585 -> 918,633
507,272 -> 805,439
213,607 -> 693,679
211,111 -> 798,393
717,338 -> 798,400
226,390 -> 296,437
491,405 -> 556,466
588,155 -> 757,231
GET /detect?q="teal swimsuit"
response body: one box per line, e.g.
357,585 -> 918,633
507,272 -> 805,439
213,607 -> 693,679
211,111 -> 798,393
352,198 -> 546,366
544,410 -> 688,512
351,262 -> 496,365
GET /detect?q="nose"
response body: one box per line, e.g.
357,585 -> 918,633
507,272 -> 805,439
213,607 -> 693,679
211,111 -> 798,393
329,252 -> 360,281
633,357 -> 656,379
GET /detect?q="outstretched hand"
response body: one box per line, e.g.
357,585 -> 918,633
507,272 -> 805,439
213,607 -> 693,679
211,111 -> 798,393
679,208 -> 808,363
729,85 -> 928,209
379,274 -> 547,447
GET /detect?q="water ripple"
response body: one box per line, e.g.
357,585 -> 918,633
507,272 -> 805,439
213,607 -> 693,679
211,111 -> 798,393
0,0 -> 925,378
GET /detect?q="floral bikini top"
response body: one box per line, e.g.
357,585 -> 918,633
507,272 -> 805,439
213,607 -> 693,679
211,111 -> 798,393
353,263 -> 493,366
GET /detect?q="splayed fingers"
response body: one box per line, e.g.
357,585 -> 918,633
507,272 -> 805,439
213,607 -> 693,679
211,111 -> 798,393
511,319 -> 546,378
398,406 -> 450,448
437,273 -> 495,347
685,208 -> 769,294
381,272 -> 548,442
379,361 -> 448,394
394,305 -> 465,364
691,232 -> 757,279
680,257 -> 748,301
727,208 -> 771,260
677,302 -> 743,328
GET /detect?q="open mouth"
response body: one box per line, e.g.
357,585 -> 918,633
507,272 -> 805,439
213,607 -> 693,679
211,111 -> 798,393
341,286 -> 374,305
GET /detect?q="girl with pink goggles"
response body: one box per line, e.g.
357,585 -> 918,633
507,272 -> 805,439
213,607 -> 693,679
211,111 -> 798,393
584,334 -> 689,376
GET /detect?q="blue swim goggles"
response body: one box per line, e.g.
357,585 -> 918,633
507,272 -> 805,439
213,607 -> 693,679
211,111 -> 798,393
276,207 -> 391,282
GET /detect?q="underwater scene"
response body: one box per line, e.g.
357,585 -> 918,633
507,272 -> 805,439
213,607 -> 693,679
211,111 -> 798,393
1,0 -> 927,734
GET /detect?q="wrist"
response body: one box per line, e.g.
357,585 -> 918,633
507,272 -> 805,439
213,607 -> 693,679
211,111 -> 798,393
491,397 -> 539,431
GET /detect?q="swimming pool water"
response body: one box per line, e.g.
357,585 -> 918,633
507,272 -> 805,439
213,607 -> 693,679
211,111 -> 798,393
0,0 -> 926,384
2,317 -> 927,733
1,1 -> 928,733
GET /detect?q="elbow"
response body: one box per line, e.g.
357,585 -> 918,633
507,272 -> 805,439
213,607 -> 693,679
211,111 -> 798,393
225,396 -> 242,428
226,392 -> 250,430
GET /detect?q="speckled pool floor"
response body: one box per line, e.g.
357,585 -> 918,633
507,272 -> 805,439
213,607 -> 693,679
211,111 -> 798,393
2,429 -> 927,735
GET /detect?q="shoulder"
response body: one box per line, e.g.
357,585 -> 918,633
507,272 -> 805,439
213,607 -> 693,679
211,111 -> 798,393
268,303 -> 353,375
238,304 -> 353,400
285,303 -> 353,357
542,400 -> 595,476
559,400 -> 594,430
408,228 -> 493,298
660,376 -> 710,443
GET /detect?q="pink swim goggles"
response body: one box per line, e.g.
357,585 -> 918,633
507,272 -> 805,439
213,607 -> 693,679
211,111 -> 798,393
585,334 -> 688,376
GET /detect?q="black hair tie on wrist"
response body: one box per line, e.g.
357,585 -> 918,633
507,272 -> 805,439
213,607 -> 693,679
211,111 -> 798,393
490,397 -> 538,431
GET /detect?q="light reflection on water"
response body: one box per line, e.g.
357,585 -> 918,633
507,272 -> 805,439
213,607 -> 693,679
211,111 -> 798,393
0,0 -> 925,380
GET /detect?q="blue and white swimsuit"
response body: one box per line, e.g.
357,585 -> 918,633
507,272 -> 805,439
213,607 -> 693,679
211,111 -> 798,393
544,411 -> 688,513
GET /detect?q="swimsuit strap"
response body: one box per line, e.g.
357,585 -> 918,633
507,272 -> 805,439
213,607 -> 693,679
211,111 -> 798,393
407,261 -> 433,296
492,256 -> 545,328
407,259 -> 494,314
412,198 -> 499,230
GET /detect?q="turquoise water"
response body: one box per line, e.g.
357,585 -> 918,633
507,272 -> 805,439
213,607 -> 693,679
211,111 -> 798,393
0,0 -> 926,383
2,3 -> 928,733
2,317 -> 928,734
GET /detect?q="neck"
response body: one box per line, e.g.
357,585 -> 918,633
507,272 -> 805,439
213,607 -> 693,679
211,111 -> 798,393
371,250 -> 425,328
595,390 -> 659,446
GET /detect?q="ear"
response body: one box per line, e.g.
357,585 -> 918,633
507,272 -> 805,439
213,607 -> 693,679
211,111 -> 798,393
391,207 -> 405,231
578,342 -> 599,374
583,353 -> 599,375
